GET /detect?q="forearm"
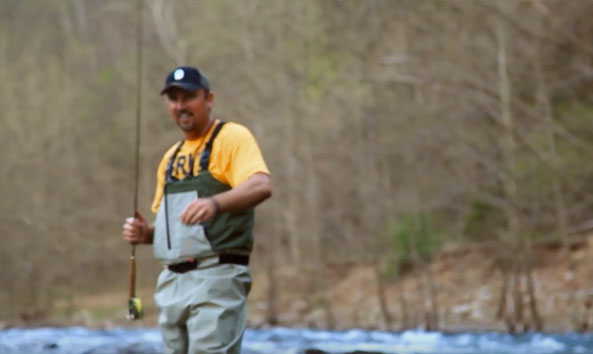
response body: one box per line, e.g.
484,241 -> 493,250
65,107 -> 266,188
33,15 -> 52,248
177,173 -> 272,225
213,173 -> 272,213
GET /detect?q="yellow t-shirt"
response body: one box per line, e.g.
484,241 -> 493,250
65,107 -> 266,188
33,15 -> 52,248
151,120 -> 270,213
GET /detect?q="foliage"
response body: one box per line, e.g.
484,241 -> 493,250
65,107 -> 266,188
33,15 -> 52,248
463,200 -> 505,243
383,214 -> 442,276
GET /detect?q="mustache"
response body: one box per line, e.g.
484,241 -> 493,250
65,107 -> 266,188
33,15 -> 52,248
178,109 -> 192,116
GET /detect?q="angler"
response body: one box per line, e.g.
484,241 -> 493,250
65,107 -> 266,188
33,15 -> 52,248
122,66 -> 272,354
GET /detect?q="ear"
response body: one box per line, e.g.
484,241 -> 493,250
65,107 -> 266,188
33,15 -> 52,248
206,90 -> 214,107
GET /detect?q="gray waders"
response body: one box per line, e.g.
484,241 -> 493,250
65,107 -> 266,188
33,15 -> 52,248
153,121 -> 254,354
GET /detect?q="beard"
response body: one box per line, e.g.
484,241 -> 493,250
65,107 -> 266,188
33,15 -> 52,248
177,110 -> 196,131
178,120 -> 195,131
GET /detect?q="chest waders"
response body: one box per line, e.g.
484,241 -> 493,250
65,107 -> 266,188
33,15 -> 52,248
153,121 -> 255,266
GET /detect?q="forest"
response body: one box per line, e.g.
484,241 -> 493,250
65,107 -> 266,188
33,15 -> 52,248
1,0 -> 592,333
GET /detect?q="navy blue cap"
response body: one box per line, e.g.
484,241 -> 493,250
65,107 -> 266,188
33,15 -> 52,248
160,66 -> 210,95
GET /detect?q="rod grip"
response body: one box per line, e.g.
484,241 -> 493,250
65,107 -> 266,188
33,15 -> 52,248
129,256 -> 136,298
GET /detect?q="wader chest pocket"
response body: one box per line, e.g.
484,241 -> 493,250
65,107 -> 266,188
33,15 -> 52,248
153,189 -> 213,263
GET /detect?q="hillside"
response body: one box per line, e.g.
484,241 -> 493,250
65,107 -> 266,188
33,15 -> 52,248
247,234 -> 593,333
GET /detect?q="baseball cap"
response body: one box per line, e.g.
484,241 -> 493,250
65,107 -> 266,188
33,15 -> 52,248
160,66 -> 211,95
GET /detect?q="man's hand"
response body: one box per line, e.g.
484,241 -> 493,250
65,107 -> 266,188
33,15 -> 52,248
180,198 -> 218,225
179,173 -> 271,225
122,211 -> 153,244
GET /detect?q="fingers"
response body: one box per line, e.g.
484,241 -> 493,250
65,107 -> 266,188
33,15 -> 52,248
180,199 -> 215,225
122,216 -> 146,244
186,207 -> 204,225
180,202 -> 202,224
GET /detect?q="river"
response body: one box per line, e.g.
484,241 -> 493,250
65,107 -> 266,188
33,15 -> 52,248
1,327 -> 592,354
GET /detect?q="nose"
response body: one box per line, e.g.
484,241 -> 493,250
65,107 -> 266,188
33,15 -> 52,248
172,98 -> 184,111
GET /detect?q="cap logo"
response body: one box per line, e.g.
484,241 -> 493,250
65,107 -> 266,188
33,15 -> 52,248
173,69 -> 185,80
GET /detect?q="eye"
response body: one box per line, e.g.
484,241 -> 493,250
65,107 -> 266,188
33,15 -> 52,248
184,92 -> 197,102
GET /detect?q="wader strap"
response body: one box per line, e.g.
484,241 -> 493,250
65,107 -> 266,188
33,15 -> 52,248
199,121 -> 227,172
165,140 -> 185,182
165,121 -> 226,182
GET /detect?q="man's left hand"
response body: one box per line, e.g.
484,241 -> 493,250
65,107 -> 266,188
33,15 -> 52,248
180,198 -> 217,224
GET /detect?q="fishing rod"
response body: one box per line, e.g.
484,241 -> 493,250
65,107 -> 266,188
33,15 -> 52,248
128,0 -> 144,321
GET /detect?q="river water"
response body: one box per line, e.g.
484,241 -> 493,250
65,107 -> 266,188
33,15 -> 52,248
1,326 -> 592,354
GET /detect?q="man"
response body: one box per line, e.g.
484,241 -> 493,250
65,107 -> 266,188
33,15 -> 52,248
122,66 -> 272,354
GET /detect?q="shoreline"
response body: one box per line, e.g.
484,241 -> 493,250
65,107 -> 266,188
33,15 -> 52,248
3,235 -> 592,334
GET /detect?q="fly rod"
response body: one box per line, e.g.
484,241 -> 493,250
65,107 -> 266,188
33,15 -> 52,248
128,0 -> 144,321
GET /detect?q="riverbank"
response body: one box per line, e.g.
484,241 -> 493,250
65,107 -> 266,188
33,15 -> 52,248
247,234 -> 593,333
3,234 -> 592,333
250,235 -> 593,332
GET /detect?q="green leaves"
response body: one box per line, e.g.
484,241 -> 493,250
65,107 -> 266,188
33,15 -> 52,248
384,213 -> 442,275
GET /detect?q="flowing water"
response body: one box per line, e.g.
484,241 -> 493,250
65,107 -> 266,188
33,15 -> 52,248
1,326 -> 592,354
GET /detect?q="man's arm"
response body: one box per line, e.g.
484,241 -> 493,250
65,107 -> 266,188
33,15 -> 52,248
122,173 -> 271,242
179,172 -> 272,225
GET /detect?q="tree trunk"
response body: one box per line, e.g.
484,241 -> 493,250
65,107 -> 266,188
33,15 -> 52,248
496,20 -> 522,334
374,263 -> 393,330
525,257 -> 543,331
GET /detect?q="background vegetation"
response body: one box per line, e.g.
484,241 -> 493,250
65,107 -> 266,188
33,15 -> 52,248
1,0 -> 592,332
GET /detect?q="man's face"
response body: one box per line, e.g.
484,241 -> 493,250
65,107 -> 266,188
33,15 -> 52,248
165,88 -> 213,135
